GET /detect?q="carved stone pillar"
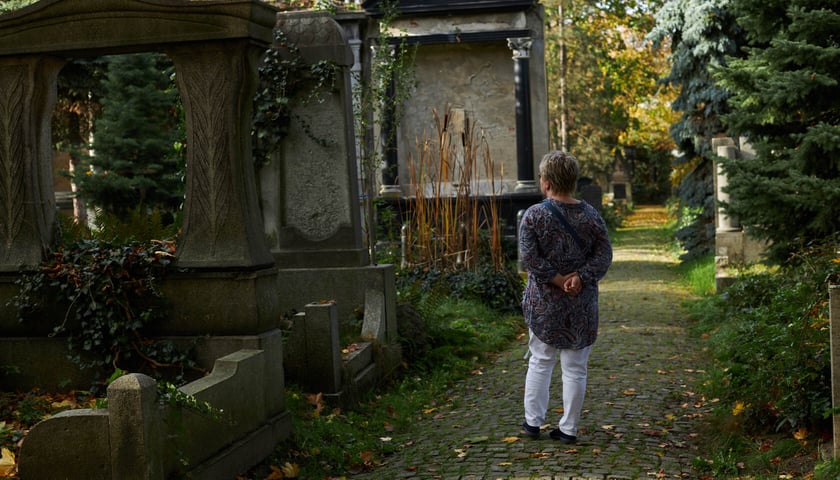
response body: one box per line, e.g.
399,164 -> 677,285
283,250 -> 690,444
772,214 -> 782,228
507,37 -> 538,194
166,40 -> 274,270
0,55 -> 65,271
713,137 -> 740,232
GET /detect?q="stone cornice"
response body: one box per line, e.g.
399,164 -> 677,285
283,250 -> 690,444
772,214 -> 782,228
362,0 -> 535,17
0,0 -> 278,57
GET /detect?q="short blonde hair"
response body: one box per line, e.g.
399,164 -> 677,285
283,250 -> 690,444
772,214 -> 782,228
539,150 -> 579,195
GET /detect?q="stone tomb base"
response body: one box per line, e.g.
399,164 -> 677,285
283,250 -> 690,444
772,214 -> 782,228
159,267 -> 281,335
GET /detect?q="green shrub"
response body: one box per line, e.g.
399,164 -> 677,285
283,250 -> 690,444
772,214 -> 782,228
11,239 -> 197,387
397,263 -> 522,313
686,240 -> 837,435
600,197 -> 630,230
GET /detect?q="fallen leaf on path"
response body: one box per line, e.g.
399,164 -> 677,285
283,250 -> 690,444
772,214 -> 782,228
529,452 -> 551,459
454,448 -> 467,458
51,398 -> 76,409
305,393 -> 324,417
265,465 -> 284,479
464,435 -> 488,444
501,436 -> 520,443
0,448 -> 16,477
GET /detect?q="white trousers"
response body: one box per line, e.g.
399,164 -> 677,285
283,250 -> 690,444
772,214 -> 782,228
523,330 -> 592,436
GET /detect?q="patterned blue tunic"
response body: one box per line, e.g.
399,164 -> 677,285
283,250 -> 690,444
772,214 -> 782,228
519,199 -> 613,350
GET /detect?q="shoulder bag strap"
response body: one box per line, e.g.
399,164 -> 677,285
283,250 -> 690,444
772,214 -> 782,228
542,200 -> 586,251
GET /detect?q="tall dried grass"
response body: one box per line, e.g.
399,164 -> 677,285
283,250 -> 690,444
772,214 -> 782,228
405,108 -> 505,272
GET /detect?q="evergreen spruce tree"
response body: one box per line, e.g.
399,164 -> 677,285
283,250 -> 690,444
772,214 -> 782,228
74,53 -> 182,221
648,0 -> 746,258
715,0 -> 840,260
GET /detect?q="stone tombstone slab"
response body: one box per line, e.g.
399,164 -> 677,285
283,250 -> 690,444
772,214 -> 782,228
17,409 -> 112,479
268,11 -> 367,268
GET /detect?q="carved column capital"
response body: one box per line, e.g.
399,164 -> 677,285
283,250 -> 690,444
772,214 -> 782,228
507,37 -> 533,59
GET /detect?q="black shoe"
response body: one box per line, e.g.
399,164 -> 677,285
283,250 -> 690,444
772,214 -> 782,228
520,422 -> 540,438
549,428 -> 576,444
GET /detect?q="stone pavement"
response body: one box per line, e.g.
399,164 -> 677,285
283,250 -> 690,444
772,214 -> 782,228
352,207 -> 710,479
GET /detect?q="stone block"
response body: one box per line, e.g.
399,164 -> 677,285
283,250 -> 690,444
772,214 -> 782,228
108,373 -> 164,480
185,410 -> 292,480
0,337 -> 96,391
276,264 -> 396,340
159,268 -> 280,335
361,288 -> 386,341
343,342 -> 372,378
170,350 -> 266,473
301,302 -> 342,393
18,409 -> 111,480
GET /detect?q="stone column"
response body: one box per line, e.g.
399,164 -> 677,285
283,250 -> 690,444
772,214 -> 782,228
0,55 -> 65,271
507,37 -> 538,194
712,137 -> 740,232
712,137 -> 741,291
380,72 -> 401,196
373,44 -> 401,197
166,39 -> 274,270
338,15 -> 366,202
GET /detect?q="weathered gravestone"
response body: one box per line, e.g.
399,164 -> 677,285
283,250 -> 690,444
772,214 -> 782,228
262,11 -> 401,406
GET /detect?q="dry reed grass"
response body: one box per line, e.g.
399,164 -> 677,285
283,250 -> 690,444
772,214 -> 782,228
405,107 -> 504,272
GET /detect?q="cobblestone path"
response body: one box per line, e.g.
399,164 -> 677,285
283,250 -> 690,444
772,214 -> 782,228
352,206 -> 709,480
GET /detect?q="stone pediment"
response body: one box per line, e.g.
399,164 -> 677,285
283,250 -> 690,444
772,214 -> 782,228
0,0 -> 277,57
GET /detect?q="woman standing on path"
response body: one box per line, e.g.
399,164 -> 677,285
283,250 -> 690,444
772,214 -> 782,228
518,150 -> 613,444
